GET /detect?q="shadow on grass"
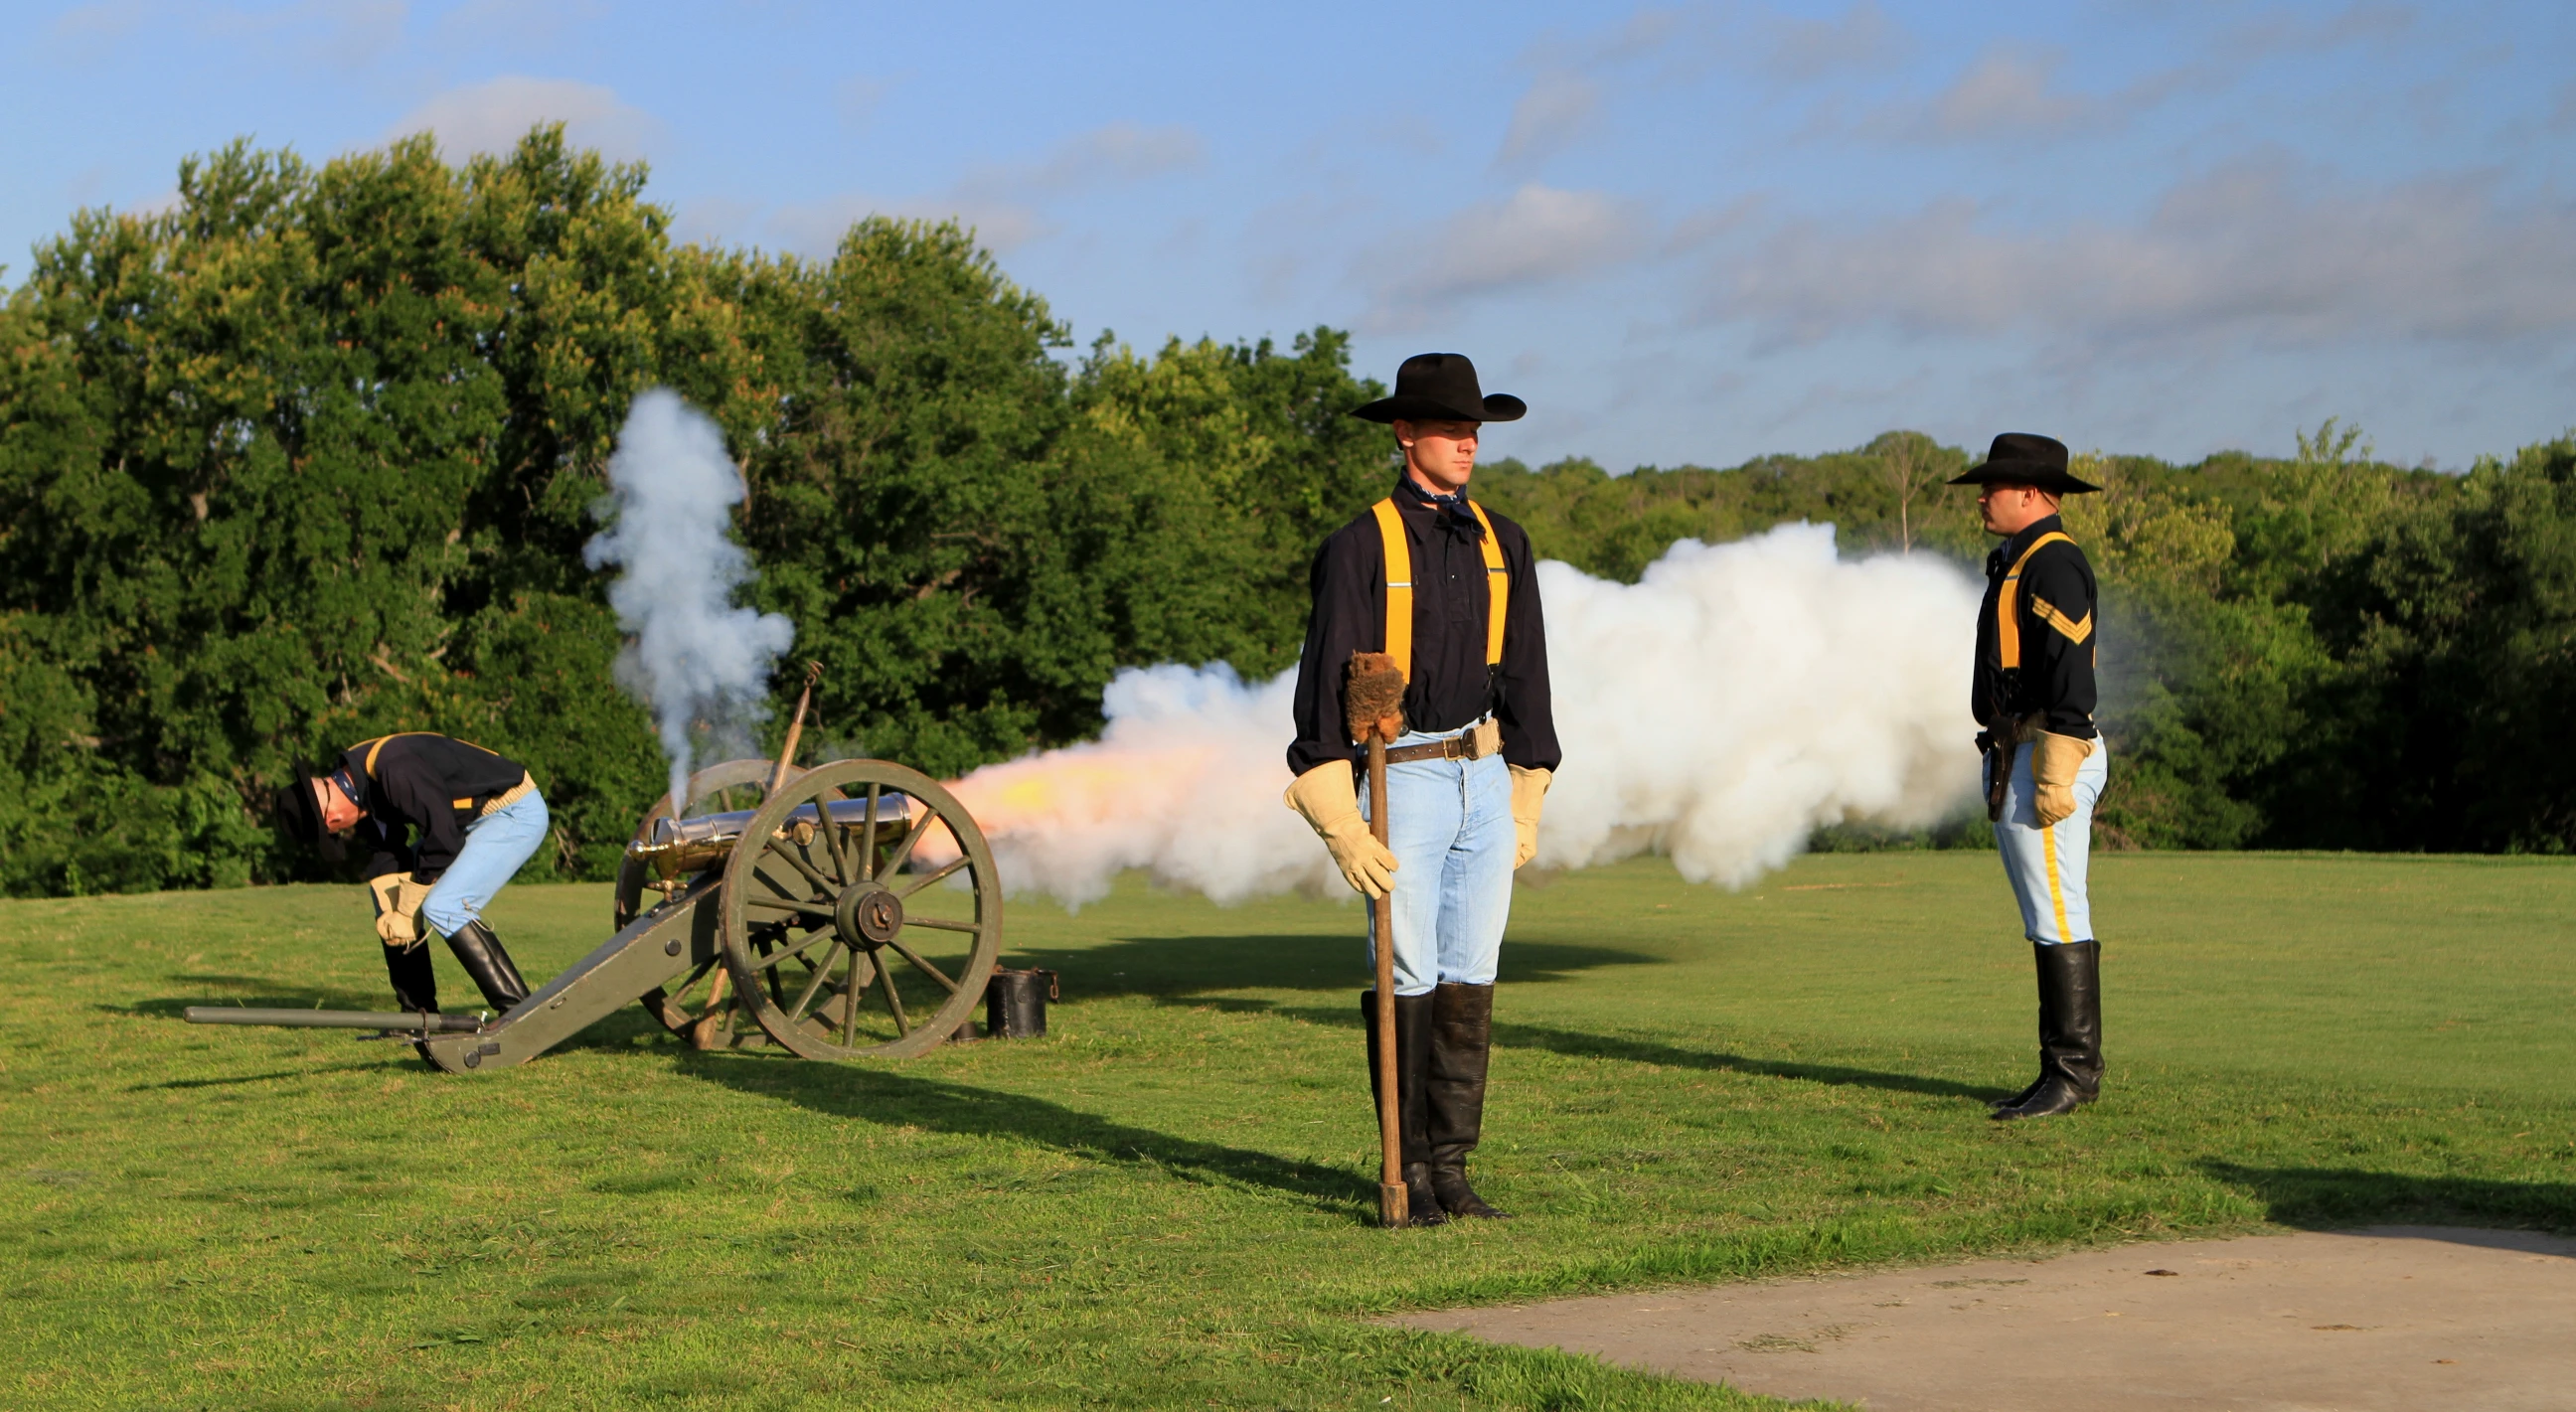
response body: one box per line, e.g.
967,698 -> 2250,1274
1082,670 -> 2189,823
1492,1022 -> 2004,1103
998,934 -> 1662,1006
128,1061 -> 396,1090
1236,1002 -> 2003,1104
680,1055 -> 1374,1217
2203,1162 -> 2576,1234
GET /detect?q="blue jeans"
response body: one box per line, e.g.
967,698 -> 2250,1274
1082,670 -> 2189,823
1360,727 -> 1516,996
420,789 -> 551,938
1994,739 -> 2108,945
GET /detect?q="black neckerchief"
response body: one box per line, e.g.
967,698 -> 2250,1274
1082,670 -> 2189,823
1395,475 -> 1486,542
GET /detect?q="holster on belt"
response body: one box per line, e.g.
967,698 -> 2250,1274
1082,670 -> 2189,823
1977,714 -> 2045,822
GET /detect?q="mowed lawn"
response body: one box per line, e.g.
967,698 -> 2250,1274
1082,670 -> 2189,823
3,852 -> 2573,1410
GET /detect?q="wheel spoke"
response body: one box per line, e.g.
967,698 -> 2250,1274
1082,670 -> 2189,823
817,785 -> 854,885
841,963 -> 862,1047
753,864 -> 826,908
884,937 -> 960,995
785,940 -> 844,1023
668,957 -> 717,1003
857,784 -> 883,883
902,916 -> 982,934
895,855 -> 970,899
880,811 -> 936,876
766,838 -> 839,894
876,955 -> 910,1036
745,896 -> 835,921
745,927 -> 840,971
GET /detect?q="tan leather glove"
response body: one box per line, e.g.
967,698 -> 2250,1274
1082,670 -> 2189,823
368,873 -> 433,947
1284,762 -> 1397,899
2030,731 -> 2095,829
1508,765 -> 1551,869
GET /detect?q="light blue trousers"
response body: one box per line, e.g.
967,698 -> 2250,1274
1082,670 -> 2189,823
1359,728 -> 1516,996
1994,738 -> 2108,945
420,789 -> 551,938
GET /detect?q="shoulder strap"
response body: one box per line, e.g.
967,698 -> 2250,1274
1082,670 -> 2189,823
1467,503 -> 1507,667
1370,500 -> 1413,681
1997,532 -> 2076,672
358,731 -> 497,778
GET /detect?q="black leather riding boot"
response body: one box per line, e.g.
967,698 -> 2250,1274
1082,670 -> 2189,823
382,940 -> 439,1015
1427,982 -> 1507,1219
1991,942 -> 2059,1112
443,918 -> 532,1012
1995,940 -> 2102,1121
1363,990 -> 1444,1225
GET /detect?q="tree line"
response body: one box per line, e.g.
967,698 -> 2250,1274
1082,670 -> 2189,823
1,129 -> 2569,896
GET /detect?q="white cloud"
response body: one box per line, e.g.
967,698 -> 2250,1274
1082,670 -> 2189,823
388,76 -> 661,162
1497,72 -> 1602,167
1696,158 -> 2576,350
967,121 -> 1205,198
1844,44 -> 2192,143
1361,184 -> 1649,330
1762,0 -> 1907,80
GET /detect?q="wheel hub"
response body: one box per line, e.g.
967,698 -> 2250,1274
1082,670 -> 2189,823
837,882 -> 904,945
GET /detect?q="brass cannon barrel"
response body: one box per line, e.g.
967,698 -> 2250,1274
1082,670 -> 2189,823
624,794 -> 913,878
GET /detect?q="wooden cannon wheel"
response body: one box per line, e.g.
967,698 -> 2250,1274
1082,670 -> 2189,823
615,757 -> 797,1048
719,759 -> 1004,1060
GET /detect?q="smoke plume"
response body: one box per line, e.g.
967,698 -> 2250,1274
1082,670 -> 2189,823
946,523 -> 1984,908
584,390 -> 796,810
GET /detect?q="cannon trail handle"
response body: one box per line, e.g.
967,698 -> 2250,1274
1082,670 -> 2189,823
184,1007 -> 487,1033
1368,731 -> 1407,1229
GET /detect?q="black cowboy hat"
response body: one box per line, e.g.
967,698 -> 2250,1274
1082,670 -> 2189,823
279,763 -> 346,863
1350,353 -> 1527,424
1946,431 -> 2101,494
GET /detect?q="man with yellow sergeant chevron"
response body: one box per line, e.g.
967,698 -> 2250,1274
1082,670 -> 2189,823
276,731 -> 548,1018
1282,353 -> 1560,1224
1953,433 -> 2110,1122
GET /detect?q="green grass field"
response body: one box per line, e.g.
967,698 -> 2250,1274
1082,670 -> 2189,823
4,852 -> 2573,1409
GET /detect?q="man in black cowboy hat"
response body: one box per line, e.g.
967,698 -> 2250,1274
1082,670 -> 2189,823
1952,433 -> 2108,1121
1282,353 -> 1561,1223
277,732 -> 548,1017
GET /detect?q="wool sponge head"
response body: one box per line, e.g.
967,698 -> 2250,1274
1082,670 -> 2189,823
1344,652 -> 1407,744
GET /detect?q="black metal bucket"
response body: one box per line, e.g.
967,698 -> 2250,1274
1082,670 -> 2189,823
984,968 -> 1058,1039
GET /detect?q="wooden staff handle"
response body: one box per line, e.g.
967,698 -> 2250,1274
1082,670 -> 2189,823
1369,729 -> 1407,1229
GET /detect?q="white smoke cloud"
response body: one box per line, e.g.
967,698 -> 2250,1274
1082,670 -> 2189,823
584,390 -> 796,811
948,523 -> 1982,908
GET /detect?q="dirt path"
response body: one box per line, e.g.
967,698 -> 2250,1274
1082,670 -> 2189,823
1398,1226 -> 2576,1411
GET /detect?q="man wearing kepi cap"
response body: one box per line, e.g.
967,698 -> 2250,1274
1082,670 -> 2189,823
1953,433 -> 2108,1122
276,732 -> 548,1017
1283,353 -> 1560,1223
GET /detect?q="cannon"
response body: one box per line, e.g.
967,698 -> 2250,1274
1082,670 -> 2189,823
186,757 -> 1005,1070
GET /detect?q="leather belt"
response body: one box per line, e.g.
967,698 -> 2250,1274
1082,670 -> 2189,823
473,772 -> 538,817
1379,720 -> 1502,765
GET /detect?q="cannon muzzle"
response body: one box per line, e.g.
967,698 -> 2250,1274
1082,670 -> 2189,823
184,1007 -> 489,1032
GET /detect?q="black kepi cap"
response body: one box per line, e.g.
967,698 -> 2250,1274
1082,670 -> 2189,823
279,764 -> 346,863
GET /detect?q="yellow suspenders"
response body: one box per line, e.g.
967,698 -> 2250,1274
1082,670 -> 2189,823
1996,532 -> 2081,671
1370,498 -> 1508,680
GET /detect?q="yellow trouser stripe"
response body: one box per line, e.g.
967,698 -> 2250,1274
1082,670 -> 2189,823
2040,821 -> 2071,943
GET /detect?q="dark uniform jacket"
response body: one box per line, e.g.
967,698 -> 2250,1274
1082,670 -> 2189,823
333,734 -> 531,883
1288,476 -> 1562,778
1972,514 -> 2099,740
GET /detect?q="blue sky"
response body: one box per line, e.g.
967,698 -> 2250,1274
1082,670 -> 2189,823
5,1 -> 2571,470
